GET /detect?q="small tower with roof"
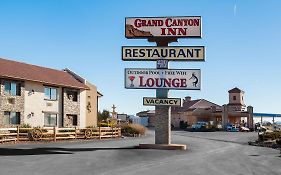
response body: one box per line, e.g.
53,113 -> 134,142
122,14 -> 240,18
227,87 -> 246,111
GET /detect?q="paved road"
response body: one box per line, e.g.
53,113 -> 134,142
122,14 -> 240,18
0,130 -> 280,175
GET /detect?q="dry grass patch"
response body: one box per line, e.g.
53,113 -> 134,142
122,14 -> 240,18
121,124 -> 147,136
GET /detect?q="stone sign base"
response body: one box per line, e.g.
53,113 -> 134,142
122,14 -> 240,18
139,143 -> 187,150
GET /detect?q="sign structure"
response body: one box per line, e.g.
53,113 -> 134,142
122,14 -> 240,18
143,97 -> 182,106
122,46 -> 205,61
123,16 -> 204,147
125,68 -> 201,90
125,16 -> 201,38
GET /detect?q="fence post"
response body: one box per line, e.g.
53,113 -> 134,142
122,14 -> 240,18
111,126 -> 114,138
75,126 -> 77,139
99,126 -> 101,140
113,127 -> 116,138
53,126 -> 56,142
17,126 -> 20,141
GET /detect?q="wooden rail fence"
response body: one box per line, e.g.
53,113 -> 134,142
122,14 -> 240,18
0,126 -> 121,143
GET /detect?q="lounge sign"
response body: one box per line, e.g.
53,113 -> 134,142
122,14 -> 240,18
143,97 -> 182,106
125,68 -> 201,90
122,46 -> 205,61
125,16 -> 201,38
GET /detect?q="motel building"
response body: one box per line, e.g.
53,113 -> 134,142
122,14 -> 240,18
137,87 -> 254,130
0,58 -> 102,128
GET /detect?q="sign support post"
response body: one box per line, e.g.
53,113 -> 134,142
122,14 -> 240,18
153,38 -> 176,145
155,88 -> 171,144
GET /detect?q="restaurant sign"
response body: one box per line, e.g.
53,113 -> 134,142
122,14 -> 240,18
125,68 -> 201,90
122,46 -> 205,61
125,16 -> 201,38
143,97 -> 182,106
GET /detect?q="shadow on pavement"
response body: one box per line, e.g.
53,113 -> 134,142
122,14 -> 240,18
174,133 -> 249,145
0,147 -> 138,156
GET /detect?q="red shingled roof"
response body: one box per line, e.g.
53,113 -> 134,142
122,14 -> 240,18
0,58 -> 89,89
182,99 -> 201,110
171,98 -> 222,113
171,99 -> 201,113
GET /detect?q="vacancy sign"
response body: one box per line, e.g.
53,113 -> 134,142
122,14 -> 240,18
125,68 -> 201,90
122,46 -> 205,61
143,97 -> 182,106
125,16 -> 201,38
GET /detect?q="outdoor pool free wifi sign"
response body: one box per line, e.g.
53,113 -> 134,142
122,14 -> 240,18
124,68 -> 201,90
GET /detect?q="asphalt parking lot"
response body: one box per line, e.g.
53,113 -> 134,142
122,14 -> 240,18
0,130 -> 280,175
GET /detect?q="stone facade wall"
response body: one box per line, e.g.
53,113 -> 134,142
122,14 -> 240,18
0,79 -> 25,127
63,88 -> 80,127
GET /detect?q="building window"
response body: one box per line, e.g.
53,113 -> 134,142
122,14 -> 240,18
44,113 -> 57,126
66,90 -> 78,102
4,81 -> 21,96
233,96 -> 236,101
3,111 -> 20,125
44,87 -> 57,100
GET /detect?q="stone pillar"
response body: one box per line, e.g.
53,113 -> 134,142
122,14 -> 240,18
247,106 -> 254,129
152,38 -> 176,145
155,89 -> 171,144
222,105 -> 228,130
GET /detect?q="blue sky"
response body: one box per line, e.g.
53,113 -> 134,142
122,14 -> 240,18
0,0 -> 281,115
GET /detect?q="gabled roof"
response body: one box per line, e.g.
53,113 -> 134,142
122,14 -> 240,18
97,91 -> 103,97
171,99 -> 201,113
0,58 -> 89,89
183,99 -> 201,110
172,99 -> 221,113
190,99 -> 221,109
228,87 -> 244,93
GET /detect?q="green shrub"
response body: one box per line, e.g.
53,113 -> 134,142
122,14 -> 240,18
121,124 -> 147,135
86,126 -> 95,128
98,122 -> 116,127
259,131 -> 281,141
98,123 -> 110,127
33,126 -> 48,133
59,129 -> 76,133
18,123 -> 32,133
20,123 -> 32,128
277,139 -> 281,146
